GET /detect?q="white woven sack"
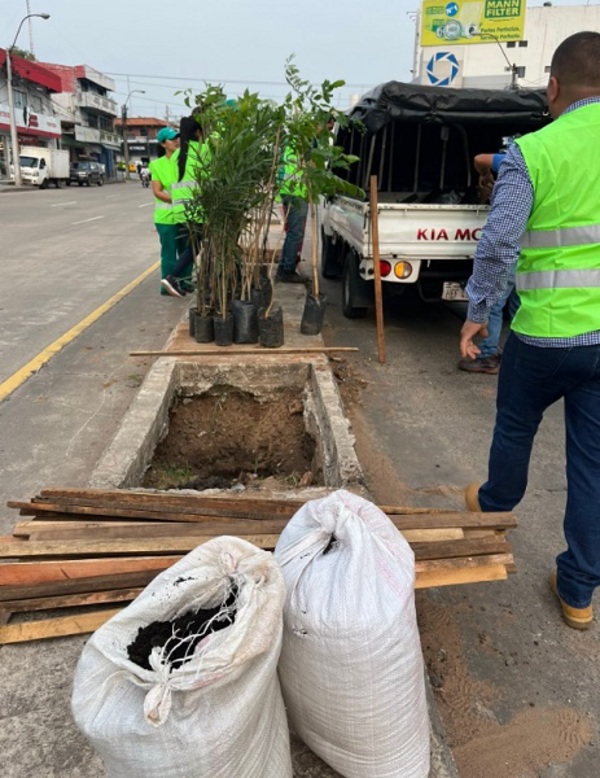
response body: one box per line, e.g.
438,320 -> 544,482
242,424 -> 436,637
275,489 -> 430,778
72,536 -> 292,778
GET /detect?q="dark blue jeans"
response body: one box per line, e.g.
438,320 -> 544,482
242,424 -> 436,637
279,196 -> 308,274
479,333 -> 600,608
171,222 -> 202,280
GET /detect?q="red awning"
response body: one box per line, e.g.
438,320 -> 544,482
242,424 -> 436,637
0,49 -> 63,93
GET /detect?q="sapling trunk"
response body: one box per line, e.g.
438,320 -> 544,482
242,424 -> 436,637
310,200 -> 319,298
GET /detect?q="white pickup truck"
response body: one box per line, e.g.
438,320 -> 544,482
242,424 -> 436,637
321,82 -> 549,317
13,146 -> 70,189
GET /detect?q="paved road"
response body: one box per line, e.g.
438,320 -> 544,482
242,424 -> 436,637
1,182 -> 159,383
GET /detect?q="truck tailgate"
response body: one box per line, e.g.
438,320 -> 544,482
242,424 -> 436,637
326,197 -> 490,260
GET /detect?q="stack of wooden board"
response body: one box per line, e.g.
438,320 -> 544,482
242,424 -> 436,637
0,488 -> 517,644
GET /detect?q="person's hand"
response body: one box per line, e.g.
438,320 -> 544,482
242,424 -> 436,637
460,319 -> 489,359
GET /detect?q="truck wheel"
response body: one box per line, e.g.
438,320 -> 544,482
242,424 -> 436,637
321,231 -> 342,279
97,176 -> 104,187
54,179 -> 62,189
342,251 -> 368,319
39,178 -> 49,190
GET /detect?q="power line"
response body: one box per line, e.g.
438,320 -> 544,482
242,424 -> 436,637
105,71 -> 375,92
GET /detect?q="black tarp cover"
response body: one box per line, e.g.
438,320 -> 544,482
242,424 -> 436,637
349,82 -> 549,135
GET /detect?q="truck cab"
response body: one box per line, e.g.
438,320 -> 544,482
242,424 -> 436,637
321,83 -> 549,317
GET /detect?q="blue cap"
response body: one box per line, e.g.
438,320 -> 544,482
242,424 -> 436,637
157,127 -> 179,143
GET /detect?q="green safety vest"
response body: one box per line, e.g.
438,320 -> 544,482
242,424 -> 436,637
278,145 -> 307,199
170,139 -> 208,224
148,155 -> 177,225
512,103 -> 600,338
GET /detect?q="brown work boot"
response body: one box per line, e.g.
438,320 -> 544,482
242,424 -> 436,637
465,483 -> 482,512
549,571 -> 593,630
458,355 -> 500,375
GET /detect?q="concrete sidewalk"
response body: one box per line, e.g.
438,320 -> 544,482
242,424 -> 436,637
0,269 -> 457,777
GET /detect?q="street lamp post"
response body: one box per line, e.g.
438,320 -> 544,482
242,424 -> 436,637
122,89 -> 145,180
479,32 -> 519,90
6,12 -> 50,187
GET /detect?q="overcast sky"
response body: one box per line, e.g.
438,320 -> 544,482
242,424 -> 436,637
1,0 -> 596,121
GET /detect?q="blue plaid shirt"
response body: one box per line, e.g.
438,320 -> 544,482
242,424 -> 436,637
466,97 -> 600,347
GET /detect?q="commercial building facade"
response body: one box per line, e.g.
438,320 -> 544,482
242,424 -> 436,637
0,49 -> 62,178
413,4 -> 600,90
39,63 -> 121,180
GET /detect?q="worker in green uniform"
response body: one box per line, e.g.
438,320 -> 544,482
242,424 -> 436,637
149,127 -> 181,296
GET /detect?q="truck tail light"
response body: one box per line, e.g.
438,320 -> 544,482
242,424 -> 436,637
379,260 -> 392,277
394,261 -> 413,279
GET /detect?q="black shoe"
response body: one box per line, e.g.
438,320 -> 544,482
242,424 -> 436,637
276,269 -> 307,284
160,275 -> 186,298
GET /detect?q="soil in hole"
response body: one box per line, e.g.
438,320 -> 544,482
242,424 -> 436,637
127,584 -> 238,671
143,386 -> 320,490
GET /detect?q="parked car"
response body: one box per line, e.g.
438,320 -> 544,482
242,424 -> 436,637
67,161 -> 104,187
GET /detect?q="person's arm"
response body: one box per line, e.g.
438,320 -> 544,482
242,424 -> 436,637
151,179 -> 171,203
460,145 -> 533,358
473,153 -> 496,177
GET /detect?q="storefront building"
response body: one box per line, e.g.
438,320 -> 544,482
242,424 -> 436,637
0,49 -> 62,178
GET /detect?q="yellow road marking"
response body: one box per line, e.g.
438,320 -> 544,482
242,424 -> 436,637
0,262 -> 160,403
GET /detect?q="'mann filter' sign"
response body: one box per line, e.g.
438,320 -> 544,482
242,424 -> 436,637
420,0 -> 526,46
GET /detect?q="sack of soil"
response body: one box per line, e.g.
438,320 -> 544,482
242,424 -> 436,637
274,489 -> 430,778
71,537 -> 291,778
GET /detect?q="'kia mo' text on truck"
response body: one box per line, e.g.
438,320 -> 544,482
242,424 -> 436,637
320,82 -> 549,318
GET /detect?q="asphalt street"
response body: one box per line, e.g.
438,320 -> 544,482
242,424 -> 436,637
0,186 -> 597,776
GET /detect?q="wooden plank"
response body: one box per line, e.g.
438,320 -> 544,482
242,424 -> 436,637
0,556 -> 180,587
32,488 -> 516,522
401,528 -> 464,542
9,500 -> 516,532
0,534 -> 281,558
12,520 -> 160,538
411,535 -> 510,561
390,512 -> 516,531
415,553 -> 514,572
0,571 -> 167,602
0,608 -> 122,645
130,347 -> 359,356
0,588 -> 143,613
36,487 -> 306,511
23,519 -> 289,542
8,501 -> 296,523
415,565 -> 508,589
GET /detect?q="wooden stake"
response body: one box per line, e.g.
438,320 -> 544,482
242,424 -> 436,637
129,347 -> 359,357
369,175 -> 386,364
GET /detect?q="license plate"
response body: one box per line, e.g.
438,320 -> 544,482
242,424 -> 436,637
442,282 -> 469,302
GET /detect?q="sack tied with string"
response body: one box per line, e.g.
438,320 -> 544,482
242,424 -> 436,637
71,536 -> 292,778
274,489 -> 430,778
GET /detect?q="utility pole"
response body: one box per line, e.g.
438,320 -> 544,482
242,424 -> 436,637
121,103 -> 130,180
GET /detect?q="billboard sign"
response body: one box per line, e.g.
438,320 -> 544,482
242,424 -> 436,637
420,0 -> 526,46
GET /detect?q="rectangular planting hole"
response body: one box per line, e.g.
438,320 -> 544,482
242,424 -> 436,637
143,385 -> 321,491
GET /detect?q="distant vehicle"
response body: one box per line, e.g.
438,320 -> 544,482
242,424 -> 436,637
129,162 -> 137,173
67,161 -> 105,187
11,146 -> 70,189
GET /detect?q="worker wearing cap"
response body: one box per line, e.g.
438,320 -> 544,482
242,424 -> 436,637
149,127 -> 181,295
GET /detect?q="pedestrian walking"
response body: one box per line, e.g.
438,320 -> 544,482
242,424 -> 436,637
460,31 -> 600,630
